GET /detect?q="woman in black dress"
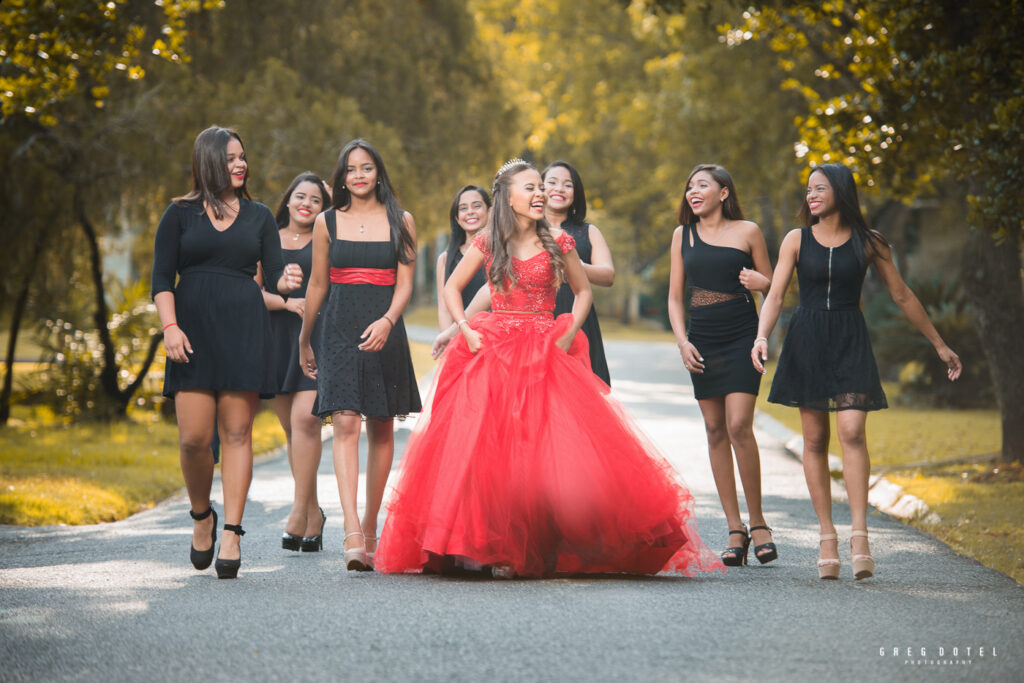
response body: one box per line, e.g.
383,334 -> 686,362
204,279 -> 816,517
752,163 -> 962,580
667,164 -> 775,567
435,185 -> 490,330
260,173 -> 330,552
299,139 -> 421,571
153,126 -> 302,578
543,161 -> 613,385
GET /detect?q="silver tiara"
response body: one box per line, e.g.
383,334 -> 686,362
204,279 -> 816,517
495,157 -> 528,178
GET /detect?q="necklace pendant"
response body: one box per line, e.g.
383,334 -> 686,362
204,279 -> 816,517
359,225 -> 366,233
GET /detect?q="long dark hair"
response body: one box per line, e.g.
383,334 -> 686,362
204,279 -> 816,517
800,163 -> 886,266
488,160 -> 564,291
541,160 -> 587,226
174,125 -> 251,219
329,139 -> 415,263
274,172 -> 329,229
445,185 -> 491,281
676,163 -> 744,225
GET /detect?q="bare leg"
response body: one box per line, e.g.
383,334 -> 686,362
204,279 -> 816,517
332,412 -> 364,551
698,397 -> 746,559
801,408 -> 837,562
362,417 -> 395,553
174,390 -> 217,552
836,409 -> 871,558
268,394 -> 303,537
289,390 -> 323,537
215,390 -> 259,561
725,392 -> 773,558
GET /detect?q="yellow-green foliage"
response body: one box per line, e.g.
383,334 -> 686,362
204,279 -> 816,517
891,467 -> 1024,586
0,406 -> 287,527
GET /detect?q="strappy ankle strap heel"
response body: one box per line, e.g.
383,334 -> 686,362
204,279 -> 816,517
818,532 -> 840,580
215,524 -> 245,579
850,529 -> 875,580
301,507 -> 327,553
749,525 -> 778,564
720,526 -> 750,567
365,534 -> 378,569
188,506 -> 217,570
344,531 -> 369,572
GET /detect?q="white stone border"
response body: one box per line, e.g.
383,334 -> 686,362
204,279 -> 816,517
755,412 -> 941,525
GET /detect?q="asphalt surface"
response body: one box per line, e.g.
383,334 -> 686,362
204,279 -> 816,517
1,334 -> 1020,682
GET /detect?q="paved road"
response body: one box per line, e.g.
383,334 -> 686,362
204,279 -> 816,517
1,337 -> 1020,682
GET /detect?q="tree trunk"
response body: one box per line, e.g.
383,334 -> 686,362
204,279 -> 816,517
962,226 -> 1024,463
0,230 -> 47,426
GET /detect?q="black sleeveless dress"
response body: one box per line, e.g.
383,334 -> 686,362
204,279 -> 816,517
312,211 -> 422,418
553,222 -> 611,385
768,226 -> 887,411
680,224 -> 762,399
446,247 -> 489,310
268,238 -> 319,394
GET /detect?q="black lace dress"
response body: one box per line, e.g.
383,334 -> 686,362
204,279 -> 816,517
768,226 -> 887,411
553,222 -> 611,385
268,238 -> 319,394
312,211 -> 422,418
680,224 -> 762,399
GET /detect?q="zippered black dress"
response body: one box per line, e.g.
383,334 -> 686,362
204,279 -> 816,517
312,211 -> 422,419
679,224 -> 762,399
553,222 -> 611,385
768,226 -> 887,411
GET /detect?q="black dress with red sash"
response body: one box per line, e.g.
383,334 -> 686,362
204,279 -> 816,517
312,211 -> 421,418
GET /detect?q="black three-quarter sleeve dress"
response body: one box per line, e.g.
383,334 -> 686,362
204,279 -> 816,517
312,211 -> 421,419
268,238 -> 319,394
680,223 -> 762,399
553,222 -> 611,385
768,226 -> 887,411
152,199 -> 285,398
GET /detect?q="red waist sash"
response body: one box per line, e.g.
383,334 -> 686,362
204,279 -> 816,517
329,267 -> 397,285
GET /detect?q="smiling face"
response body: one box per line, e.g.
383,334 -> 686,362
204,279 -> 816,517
344,146 -> 378,199
543,165 -> 574,213
287,180 -> 325,229
509,169 -> 546,221
226,137 -> 247,191
806,170 -> 836,218
685,170 -> 726,217
456,189 -> 488,235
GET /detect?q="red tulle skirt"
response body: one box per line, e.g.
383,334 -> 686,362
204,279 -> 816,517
376,311 -> 724,578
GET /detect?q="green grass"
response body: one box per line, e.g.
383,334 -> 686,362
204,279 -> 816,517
1,342 -> 434,527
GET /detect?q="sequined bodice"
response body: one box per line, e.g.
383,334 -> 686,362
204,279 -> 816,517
472,232 -> 576,313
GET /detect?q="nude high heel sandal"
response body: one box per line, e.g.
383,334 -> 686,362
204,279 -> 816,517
818,533 -> 840,580
365,535 -> 378,569
850,529 -> 875,580
344,531 -> 369,572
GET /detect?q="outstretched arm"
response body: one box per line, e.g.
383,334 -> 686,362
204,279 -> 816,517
872,242 -> 962,381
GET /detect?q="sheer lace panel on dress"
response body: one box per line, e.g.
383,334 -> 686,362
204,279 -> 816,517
689,286 -> 745,308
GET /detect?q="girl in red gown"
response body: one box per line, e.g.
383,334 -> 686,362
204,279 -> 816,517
376,160 -> 723,578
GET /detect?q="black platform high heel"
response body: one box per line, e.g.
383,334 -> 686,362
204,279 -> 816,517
749,525 -> 778,564
215,524 -> 245,579
300,507 -> 326,553
189,506 -> 217,570
720,526 -> 750,567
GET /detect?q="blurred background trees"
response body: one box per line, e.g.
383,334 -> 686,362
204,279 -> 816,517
2,0 -> 1019,460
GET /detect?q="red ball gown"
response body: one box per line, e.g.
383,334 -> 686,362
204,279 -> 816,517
376,231 -> 724,577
